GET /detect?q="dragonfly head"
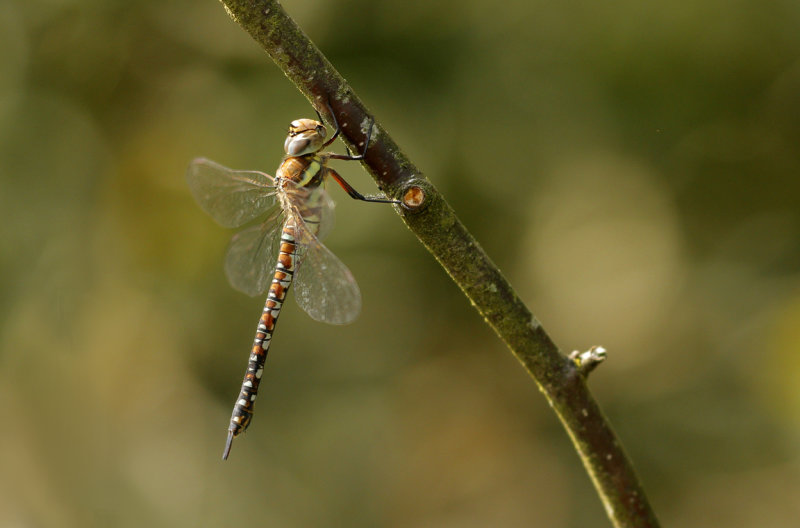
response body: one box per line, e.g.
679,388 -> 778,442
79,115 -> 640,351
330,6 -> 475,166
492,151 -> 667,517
284,119 -> 327,156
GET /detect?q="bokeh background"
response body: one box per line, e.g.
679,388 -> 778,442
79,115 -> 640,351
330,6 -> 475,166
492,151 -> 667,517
2,0 -> 800,526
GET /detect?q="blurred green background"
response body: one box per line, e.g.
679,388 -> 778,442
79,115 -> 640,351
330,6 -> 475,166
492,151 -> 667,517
2,0 -> 800,526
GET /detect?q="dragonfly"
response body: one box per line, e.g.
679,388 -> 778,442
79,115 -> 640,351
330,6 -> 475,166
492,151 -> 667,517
186,110 -> 399,460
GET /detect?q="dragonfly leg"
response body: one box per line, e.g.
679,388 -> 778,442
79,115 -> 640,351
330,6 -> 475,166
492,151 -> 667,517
320,98 -> 373,160
319,99 -> 395,203
327,167 -> 400,204
327,117 -> 373,161
320,99 -> 342,148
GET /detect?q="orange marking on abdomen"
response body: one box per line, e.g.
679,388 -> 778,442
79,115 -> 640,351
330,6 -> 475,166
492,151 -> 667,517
278,253 -> 293,268
271,283 -> 285,298
261,312 -> 275,329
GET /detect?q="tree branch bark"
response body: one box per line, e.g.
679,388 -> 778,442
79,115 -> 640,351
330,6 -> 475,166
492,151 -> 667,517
215,1 -> 660,526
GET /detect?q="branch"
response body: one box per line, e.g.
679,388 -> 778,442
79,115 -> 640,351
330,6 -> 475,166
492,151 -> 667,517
216,1 -> 660,526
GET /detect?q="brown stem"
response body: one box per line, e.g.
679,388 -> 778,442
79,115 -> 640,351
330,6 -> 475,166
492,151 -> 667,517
216,1 -> 660,526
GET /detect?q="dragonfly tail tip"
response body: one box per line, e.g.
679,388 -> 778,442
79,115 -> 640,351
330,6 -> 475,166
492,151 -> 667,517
222,431 -> 235,461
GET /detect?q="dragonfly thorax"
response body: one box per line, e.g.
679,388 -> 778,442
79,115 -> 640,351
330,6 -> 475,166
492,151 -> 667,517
284,118 -> 327,156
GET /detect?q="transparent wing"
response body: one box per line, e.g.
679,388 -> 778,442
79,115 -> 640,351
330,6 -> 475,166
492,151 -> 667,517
279,180 -> 336,242
315,186 -> 336,242
292,219 -> 361,325
186,157 -> 276,228
224,209 -> 284,296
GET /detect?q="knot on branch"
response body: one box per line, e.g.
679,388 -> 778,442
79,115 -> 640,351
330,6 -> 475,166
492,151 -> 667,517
398,178 -> 432,212
569,346 -> 607,376
402,184 -> 426,209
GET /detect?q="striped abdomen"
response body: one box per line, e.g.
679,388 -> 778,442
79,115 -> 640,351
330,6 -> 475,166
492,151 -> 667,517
223,222 -> 297,460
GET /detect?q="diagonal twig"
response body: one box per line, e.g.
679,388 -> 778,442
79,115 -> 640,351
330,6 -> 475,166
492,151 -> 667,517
214,1 -> 660,526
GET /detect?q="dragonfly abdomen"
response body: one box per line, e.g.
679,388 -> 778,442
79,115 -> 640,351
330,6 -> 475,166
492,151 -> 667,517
223,222 -> 298,460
